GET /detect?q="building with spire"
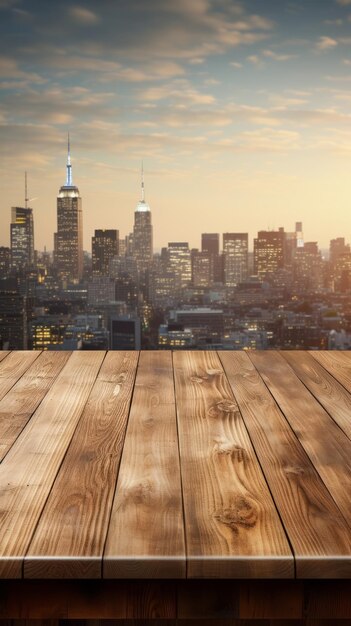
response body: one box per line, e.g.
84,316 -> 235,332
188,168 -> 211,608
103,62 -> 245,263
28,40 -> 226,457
10,172 -> 35,271
132,164 -> 153,275
54,134 -> 83,283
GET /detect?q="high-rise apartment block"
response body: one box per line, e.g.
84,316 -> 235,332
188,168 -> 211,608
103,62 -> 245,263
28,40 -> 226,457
223,233 -> 248,287
166,242 -> 192,289
55,136 -> 83,283
10,206 -> 34,271
254,229 -> 285,279
92,229 -> 119,276
201,233 -> 219,256
191,250 -> 213,287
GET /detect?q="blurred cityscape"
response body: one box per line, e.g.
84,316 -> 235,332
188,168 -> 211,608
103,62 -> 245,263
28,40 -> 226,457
1,144 -> 351,351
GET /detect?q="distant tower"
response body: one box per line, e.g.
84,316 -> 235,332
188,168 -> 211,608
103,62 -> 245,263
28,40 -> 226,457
223,233 -> 248,287
92,229 -> 119,276
55,134 -> 83,282
133,163 -> 153,274
10,172 -> 35,271
296,221 -> 304,248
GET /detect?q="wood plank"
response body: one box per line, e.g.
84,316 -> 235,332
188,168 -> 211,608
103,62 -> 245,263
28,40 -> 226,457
104,351 -> 185,579
250,351 -> 351,530
310,351 -> 351,394
24,351 -> 139,579
282,351 -> 351,441
239,580 -> 303,619
0,352 -> 71,462
177,580 -> 239,619
0,351 -> 40,402
0,351 -> 10,363
0,351 -> 105,578
173,350 -> 293,578
219,351 -> 351,579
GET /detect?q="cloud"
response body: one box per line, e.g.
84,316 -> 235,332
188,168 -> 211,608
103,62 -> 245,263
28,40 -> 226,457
336,0 -> 351,5
1,1 -> 274,63
247,54 -> 262,65
216,128 -> 301,153
316,36 -> 338,50
139,80 -> 215,105
0,56 -> 45,83
263,50 -> 295,61
0,85 -> 116,125
68,6 -> 99,24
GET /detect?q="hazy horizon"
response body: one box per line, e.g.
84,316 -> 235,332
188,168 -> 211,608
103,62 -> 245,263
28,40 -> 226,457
1,0 -> 351,251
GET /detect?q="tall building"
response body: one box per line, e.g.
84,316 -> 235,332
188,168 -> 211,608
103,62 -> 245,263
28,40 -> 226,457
330,237 -> 350,266
296,221 -> 304,248
92,229 -> 119,276
0,247 -> 11,276
10,187 -> 35,272
293,242 -> 324,291
109,315 -> 141,349
166,242 -> 192,289
191,250 -> 213,287
202,233 -> 219,256
201,233 -> 222,283
0,279 -> 30,349
223,233 -> 248,287
133,165 -> 153,274
254,229 -> 285,280
55,135 -> 83,283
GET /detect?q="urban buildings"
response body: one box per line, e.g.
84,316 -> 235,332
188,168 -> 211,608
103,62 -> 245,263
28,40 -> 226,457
92,229 -> 119,277
254,229 -> 285,279
54,136 -> 83,283
2,145 -> 351,352
10,206 -> 35,271
223,233 -> 248,287
132,165 -> 153,275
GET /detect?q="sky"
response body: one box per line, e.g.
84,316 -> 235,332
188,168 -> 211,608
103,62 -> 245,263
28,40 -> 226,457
1,0 -> 351,252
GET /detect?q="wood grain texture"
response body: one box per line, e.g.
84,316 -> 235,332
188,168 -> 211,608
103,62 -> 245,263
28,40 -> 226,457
219,351 -> 351,579
310,351 -> 351,394
0,352 -> 71,462
0,351 -> 40,402
173,350 -> 293,579
250,351 -> 351,530
282,351 -> 351,441
0,351 -> 10,363
0,351 -> 105,578
24,351 -> 139,579
104,351 -> 185,579
0,579 -> 350,620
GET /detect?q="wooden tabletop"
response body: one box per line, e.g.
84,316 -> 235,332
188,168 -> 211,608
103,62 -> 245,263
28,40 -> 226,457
0,349 -> 350,581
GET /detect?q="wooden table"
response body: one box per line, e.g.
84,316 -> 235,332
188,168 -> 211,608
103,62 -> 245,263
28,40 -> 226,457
0,350 -> 350,625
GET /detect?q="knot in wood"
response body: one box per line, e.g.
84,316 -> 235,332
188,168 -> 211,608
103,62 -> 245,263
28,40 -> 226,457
206,368 -> 223,377
214,496 -> 257,534
190,375 -> 208,384
209,399 -> 237,417
213,441 -> 248,462
284,465 -> 305,477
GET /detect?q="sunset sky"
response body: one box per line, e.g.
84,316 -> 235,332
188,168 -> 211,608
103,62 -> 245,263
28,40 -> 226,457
1,0 -> 351,251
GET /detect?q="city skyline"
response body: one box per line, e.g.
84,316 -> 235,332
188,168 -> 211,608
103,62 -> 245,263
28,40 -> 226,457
1,0 -> 351,250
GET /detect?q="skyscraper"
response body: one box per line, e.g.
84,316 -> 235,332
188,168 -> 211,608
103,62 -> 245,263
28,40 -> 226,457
254,229 -> 285,280
202,233 -> 219,256
92,229 -> 119,276
223,233 -> 248,287
296,221 -> 304,248
10,175 -> 35,271
11,206 -> 35,271
55,135 -> 83,283
133,164 -> 153,274
166,242 -> 192,289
